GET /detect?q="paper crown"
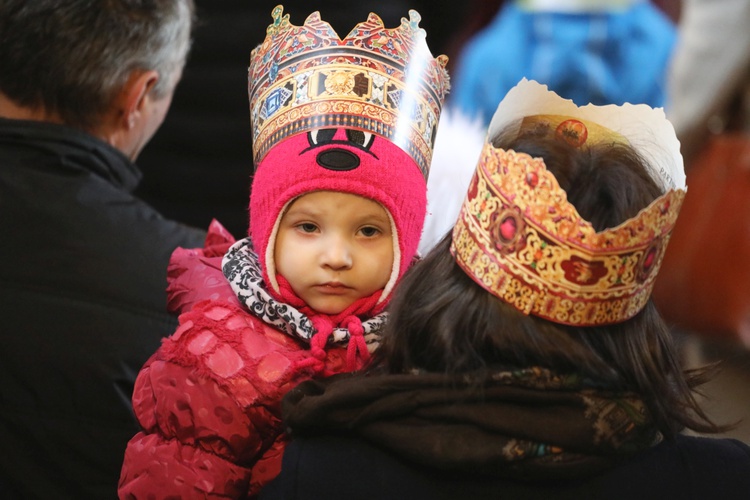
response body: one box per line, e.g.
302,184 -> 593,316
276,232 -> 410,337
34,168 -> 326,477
450,79 -> 687,326
248,5 -> 450,177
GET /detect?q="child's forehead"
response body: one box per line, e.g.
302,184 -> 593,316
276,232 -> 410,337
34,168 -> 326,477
282,191 -> 391,226
288,190 -> 387,211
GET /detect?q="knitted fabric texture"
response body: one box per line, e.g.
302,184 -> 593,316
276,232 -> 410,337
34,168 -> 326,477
249,129 -> 427,304
275,274 -> 381,374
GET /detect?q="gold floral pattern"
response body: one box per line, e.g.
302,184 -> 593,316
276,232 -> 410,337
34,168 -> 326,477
451,144 -> 686,326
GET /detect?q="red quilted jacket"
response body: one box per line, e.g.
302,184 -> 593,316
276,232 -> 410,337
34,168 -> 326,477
118,222 -> 361,498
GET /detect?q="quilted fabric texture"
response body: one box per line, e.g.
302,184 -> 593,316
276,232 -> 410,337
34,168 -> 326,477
119,299 -> 350,498
118,223 -> 359,498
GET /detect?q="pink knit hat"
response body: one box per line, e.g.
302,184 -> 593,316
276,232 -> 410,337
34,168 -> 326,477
250,128 -> 427,303
247,7 -> 450,304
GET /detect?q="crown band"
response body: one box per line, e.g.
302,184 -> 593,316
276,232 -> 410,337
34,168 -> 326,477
252,63 -> 437,177
451,146 -> 685,326
250,47 -> 446,107
448,79 -> 686,326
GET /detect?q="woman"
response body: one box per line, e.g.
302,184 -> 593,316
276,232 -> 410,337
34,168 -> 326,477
261,80 -> 750,500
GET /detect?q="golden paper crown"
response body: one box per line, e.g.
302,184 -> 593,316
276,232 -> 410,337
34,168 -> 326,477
450,80 -> 687,326
248,5 -> 450,177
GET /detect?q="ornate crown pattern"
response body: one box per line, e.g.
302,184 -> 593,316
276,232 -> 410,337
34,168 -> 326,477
451,144 -> 685,326
248,5 -> 450,177
449,79 -> 686,327
451,80 -> 685,326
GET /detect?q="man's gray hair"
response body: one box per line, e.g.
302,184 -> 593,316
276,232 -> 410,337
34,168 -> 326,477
0,0 -> 195,130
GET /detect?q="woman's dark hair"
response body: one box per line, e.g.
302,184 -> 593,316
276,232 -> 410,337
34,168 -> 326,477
373,132 -> 724,438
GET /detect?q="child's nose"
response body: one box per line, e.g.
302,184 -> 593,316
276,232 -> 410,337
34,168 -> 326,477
321,237 -> 353,270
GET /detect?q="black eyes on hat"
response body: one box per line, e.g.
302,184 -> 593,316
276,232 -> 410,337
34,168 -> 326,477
345,130 -> 375,149
308,128 -> 375,151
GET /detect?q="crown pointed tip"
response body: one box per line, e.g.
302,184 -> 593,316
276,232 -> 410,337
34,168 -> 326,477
408,10 -> 422,26
366,12 -> 385,27
305,10 -> 322,24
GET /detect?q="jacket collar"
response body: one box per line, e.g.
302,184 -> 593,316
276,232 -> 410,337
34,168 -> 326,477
0,118 -> 141,192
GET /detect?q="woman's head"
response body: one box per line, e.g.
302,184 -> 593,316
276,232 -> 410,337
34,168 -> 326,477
378,135 -> 666,378
451,126 -> 684,326
374,82 -> 718,436
493,132 -> 664,230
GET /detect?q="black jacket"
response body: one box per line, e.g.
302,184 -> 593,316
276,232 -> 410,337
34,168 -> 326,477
0,118 -> 206,499
263,433 -> 750,500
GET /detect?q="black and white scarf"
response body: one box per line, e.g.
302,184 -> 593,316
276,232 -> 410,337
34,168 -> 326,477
221,237 -> 387,347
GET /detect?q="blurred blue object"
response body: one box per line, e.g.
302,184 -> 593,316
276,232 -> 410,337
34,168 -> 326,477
450,1 -> 676,124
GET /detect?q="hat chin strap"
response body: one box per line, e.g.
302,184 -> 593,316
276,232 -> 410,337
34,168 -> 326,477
378,210 -> 400,304
275,272 -> 382,374
264,198 -> 293,294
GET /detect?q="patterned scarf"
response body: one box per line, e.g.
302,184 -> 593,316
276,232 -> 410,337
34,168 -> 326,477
222,238 -> 388,371
282,367 -> 662,480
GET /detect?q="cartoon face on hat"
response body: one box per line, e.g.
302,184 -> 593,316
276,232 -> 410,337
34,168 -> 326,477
250,126 -> 427,305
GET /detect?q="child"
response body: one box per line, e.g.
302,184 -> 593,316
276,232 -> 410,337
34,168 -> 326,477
118,5 -> 449,499
262,80 -> 750,499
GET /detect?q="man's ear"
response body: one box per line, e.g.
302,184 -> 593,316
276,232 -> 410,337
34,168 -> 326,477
120,70 -> 160,129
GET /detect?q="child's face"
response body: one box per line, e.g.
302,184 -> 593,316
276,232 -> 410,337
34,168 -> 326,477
274,191 -> 394,315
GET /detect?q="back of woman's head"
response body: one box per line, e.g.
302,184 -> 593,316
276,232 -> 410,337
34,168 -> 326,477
498,132 -> 663,230
375,132 -> 721,438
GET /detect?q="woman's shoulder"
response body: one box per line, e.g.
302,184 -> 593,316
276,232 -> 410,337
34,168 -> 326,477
666,433 -> 750,464
262,434 -> 750,500
592,434 -> 750,498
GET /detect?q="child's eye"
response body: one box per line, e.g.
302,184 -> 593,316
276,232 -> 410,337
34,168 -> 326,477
359,226 -> 381,237
297,223 -> 318,233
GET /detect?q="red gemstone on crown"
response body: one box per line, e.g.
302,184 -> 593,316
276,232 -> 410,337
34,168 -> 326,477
643,247 -> 656,269
500,217 -> 517,241
526,171 -> 539,187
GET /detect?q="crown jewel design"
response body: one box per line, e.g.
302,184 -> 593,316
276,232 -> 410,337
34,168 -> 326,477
248,5 -> 450,177
450,80 -> 687,326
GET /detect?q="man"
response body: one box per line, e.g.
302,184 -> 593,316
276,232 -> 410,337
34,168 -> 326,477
0,1 -> 205,497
